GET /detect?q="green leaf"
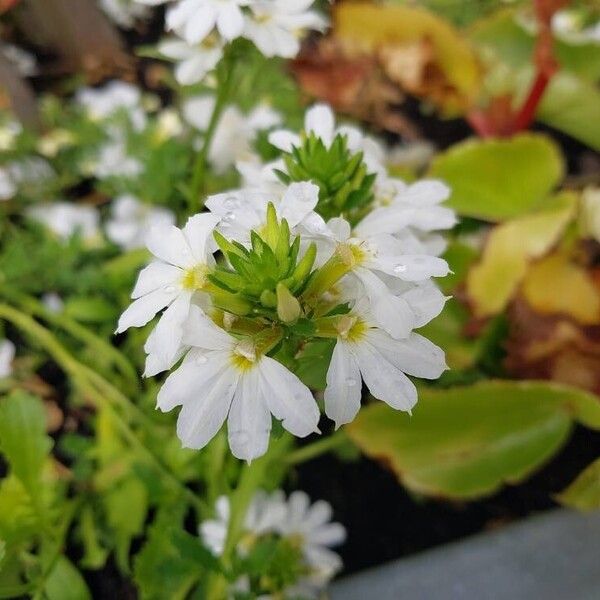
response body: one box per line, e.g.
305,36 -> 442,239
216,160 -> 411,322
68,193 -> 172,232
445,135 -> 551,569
538,73 -> 600,152
557,457 -> 600,511
466,191 -> 577,317
346,380 -> 600,499
44,556 -> 91,600
294,339 -> 335,390
429,133 -> 564,221
104,478 -> 148,573
0,392 -> 53,495
134,508 -> 220,600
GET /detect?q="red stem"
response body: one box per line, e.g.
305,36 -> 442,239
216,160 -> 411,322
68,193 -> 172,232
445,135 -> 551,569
511,69 -> 552,133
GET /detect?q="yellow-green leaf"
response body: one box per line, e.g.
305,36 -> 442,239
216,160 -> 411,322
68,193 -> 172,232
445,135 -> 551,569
557,457 -> 600,511
429,133 -> 564,221
334,2 -> 480,112
466,192 -> 577,317
522,252 -> 600,325
346,380 -> 600,500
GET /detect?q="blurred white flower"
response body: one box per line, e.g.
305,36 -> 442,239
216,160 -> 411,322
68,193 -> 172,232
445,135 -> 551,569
0,340 -> 15,379
159,36 -> 224,85
0,168 -> 16,201
552,10 -> 600,44
7,157 -> 55,189
183,96 -> 281,172
579,187 -> 600,243
106,194 -> 176,250
76,80 -> 146,131
166,0 -> 249,44
92,137 -> 144,180
1,43 -> 37,77
0,119 -> 22,152
243,0 -> 327,58
157,307 -> 320,460
324,304 -> 446,427
99,0 -> 151,28
42,293 -> 65,314
26,202 -> 100,242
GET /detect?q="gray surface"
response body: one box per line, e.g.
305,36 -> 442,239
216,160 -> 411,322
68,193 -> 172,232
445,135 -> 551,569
331,510 -> 600,600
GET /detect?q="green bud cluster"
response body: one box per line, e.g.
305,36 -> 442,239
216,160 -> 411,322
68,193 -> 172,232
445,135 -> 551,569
209,203 -> 317,322
276,133 -> 376,222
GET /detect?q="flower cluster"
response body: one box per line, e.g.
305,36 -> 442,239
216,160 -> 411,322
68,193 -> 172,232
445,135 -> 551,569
200,489 -> 345,597
118,103 -> 454,461
138,0 -> 327,85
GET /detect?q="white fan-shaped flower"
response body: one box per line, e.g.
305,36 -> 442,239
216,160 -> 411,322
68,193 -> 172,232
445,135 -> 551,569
106,194 -> 176,250
0,168 -> 16,201
157,307 -> 320,460
91,136 -> 144,180
99,0 -> 151,28
166,0 -> 249,44
324,305 -> 447,428
158,37 -> 224,85
116,213 -> 220,374
26,202 -> 100,242
183,96 -> 281,172
243,0 -> 327,58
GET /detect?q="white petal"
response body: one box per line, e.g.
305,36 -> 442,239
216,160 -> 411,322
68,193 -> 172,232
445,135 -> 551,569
352,341 -> 417,412
326,217 -> 351,242
175,363 -> 238,449
401,282 -> 447,328
131,261 -> 181,299
228,368 -> 272,461
182,212 -> 220,263
368,330 -> 447,379
268,129 -> 301,152
216,3 -> 245,40
182,305 -> 232,350
145,223 -> 195,269
116,287 -> 175,332
279,181 -> 319,228
308,522 -> 346,547
303,500 -> 332,529
258,357 -> 320,437
324,341 -> 362,428
305,104 -> 335,145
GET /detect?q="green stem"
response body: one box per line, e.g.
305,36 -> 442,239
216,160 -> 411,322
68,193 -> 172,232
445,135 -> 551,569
1,289 -> 138,390
189,49 -> 236,209
0,303 -> 204,513
285,430 -> 348,465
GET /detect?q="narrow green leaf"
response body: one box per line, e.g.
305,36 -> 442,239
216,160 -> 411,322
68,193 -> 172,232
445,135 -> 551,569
557,458 -> 600,511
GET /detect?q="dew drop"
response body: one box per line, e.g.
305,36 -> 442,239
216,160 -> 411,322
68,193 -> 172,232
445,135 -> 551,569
224,211 -> 236,222
346,377 -> 357,387
164,285 -> 176,293
224,197 -> 240,210
393,264 -> 407,274
196,355 -> 208,365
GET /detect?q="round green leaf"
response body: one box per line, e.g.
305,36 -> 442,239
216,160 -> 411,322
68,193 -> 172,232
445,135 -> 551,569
346,380 -> 600,500
429,133 -> 564,221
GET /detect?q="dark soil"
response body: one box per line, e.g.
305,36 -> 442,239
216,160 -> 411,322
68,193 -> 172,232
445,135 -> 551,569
294,426 -> 600,575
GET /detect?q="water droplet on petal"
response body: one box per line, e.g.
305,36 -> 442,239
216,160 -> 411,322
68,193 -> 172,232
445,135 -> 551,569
164,285 -> 176,293
394,264 -> 407,274
346,377 -> 357,387
224,211 -> 236,222
224,197 -> 240,210
196,355 -> 208,365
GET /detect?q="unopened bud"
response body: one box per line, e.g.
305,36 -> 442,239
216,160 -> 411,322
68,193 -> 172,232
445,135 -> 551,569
276,283 -> 301,323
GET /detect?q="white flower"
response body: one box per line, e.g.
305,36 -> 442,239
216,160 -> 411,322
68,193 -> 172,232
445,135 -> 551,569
326,216 -> 449,339
106,194 -> 176,250
579,187 -> 600,243
1,43 -> 37,77
157,307 -> 320,460
116,213 -> 220,374
279,490 -> 346,591
99,0 -> 151,28
206,181 -> 324,246
0,340 -> 15,379
0,119 -> 22,151
199,489 -> 345,594
552,10 -> 600,45
200,491 -> 287,555
92,137 -> 144,180
26,202 -> 100,242
184,96 -> 281,172
166,0 -> 248,45
243,0 -> 327,58
158,37 -> 223,85
324,306 -> 446,428
0,168 -> 16,201
7,157 -> 55,189
76,81 -> 146,131
356,178 -> 456,239
269,103 -> 385,176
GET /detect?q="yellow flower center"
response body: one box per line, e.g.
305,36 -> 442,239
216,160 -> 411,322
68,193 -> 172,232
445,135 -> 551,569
337,242 -> 367,267
181,264 -> 209,290
336,315 -> 367,342
230,339 -> 258,372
